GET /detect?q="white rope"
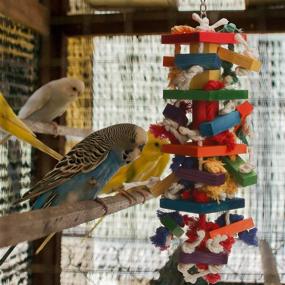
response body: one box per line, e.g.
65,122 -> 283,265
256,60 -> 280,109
164,182 -> 184,200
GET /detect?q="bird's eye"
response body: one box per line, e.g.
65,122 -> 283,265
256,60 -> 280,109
138,144 -> 145,151
154,142 -> 159,147
72,87 -> 77,92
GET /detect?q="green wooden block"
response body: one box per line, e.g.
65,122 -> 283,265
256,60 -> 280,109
161,216 -> 184,237
222,156 -> 257,187
163,89 -> 248,101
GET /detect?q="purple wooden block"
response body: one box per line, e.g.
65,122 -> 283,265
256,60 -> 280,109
175,167 -> 226,186
163,104 -> 188,126
179,250 -> 228,265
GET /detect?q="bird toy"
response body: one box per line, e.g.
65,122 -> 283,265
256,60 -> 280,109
150,1 -> 261,283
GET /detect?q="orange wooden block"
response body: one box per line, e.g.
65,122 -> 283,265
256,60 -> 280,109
190,70 -> 221,89
163,56 -> 175,67
217,47 -> 262,72
150,172 -> 179,197
161,143 -> 247,158
209,218 -> 254,238
236,101 -> 253,120
190,43 -> 219,54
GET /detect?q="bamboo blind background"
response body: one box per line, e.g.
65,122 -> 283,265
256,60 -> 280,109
65,36 -> 93,152
0,14 -> 40,285
61,33 -> 285,284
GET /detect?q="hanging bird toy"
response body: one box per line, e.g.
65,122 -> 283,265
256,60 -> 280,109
150,1 -> 261,283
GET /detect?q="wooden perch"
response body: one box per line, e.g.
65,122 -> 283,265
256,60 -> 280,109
0,187 -> 152,248
23,119 -> 92,138
259,239 -> 281,285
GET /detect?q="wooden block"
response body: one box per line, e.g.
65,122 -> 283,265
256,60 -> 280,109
203,43 -> 220,53
160,198 -> 245,214
163,56 -> 175,67
236,101 -> 253,119
199,111 -> 241,137
162,143 -> 247,158
163,103 -> 188,126
209,218 -> 254,238
222,156 -> 257,186
175,167 -> 225,186
175,54 -> 221,70
163,89 -> 248,101
161,216 -> 184,238
190,43 -> 220,54
190,70 -> 221,89
179,250 -> 228,265
190,43 -> 200,53
217,47 -> 262,72
150,172 -> 179,197
161,32 -> 247,45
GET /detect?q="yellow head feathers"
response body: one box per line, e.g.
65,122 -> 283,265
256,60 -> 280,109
102,131 -> 170,194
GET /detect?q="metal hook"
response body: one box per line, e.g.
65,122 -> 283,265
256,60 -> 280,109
200,0 -> 207,18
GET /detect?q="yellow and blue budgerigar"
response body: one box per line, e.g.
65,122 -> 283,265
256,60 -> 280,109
102,131 -> 170,194
0,123 -> 147,265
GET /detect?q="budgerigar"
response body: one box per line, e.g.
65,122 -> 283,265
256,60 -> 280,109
0,93 -> 62,160
0,77 -> 85,145
102,131 -> 170,194
0,123 -> 147,265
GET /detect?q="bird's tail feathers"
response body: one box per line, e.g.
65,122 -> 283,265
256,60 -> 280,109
0,245 -> 16,266
35,232 -> 56,255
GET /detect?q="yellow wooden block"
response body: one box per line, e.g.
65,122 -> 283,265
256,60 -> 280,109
190,43 -> 199,53
204,43 -> 219,53
190,70 -> 221,89
217,47 -> 262,72
190,43 -> 219,54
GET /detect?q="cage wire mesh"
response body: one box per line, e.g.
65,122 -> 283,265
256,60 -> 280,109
0,13 -> 40,285
61,33 -> 285,284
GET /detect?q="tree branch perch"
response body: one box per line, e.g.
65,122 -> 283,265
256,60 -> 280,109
23,119 -> 92,138
0,187 -> 153,248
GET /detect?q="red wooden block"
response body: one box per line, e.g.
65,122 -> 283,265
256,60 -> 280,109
236,101 -> 253,120
161,32 -> 247,45
163,56 -> 175,67
192,100 -> 219,129
162,143 -> 247,157
209,218 -> 254,238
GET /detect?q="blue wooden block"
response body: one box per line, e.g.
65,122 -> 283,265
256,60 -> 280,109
199,111 -> 241,137
160,198 -> 245,214
175,53 -> 221,70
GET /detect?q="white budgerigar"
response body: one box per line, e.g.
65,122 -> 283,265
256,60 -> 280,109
0,77 -> 85,144
18,77 -> 85,122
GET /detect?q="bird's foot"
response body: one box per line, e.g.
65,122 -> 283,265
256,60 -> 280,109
118,189 -> 137,204
94,197 -> 108,215
132,188 -> 149,204
51,121 -> 59,137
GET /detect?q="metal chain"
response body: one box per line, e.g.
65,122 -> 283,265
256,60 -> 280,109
200,0 -> 207,18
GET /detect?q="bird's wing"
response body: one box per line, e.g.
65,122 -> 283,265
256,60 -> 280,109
18,85 -> 52,119
101,164 -> 129,194
16,146 -> 109,203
